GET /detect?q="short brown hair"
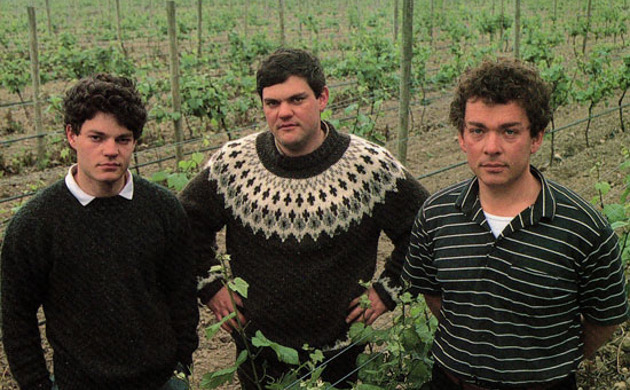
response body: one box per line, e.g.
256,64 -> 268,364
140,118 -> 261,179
64,74 -> 147,139
449,58 -> 551,138
256,48 -> 326,99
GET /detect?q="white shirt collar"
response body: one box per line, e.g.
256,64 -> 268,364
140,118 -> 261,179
65,164 -> 134,206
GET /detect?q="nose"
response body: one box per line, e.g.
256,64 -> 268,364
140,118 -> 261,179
278,101 -> 293,119
103,139 -> 119,157
483,131 -> 502,155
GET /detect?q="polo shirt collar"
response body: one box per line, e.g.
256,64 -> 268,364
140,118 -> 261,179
456,165 -> 557,226
65,164 -> 134,206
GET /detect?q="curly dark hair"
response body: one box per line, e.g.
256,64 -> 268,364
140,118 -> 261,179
256,48 -> 326,99
449,58 -> 551,138
63,74 -> 147,139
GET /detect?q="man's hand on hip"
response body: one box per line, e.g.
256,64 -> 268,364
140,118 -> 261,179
207,285 -> 246,332
346,287 -> 388,325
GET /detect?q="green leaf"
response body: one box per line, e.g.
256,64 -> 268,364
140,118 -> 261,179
205,312 -> 236,340
309,349 -> 325,365
200,365 -> 238,388
603,204 -> 627,223
228,277 -> 249,298
355,384 -> 386,390
199,350 -> 247,389
167,173 -> 190,191
191,152 -> 205,165
251,331 -> 299,365
149,171 -> 169,182
594,181 -> 611,195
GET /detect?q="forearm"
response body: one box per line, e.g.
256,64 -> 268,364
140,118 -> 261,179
582,317 -> 619,360
179,169 -> 226,301
1,238 -> 51,389
2,312 -> 51,389
379,172 -> 430,305
424,294 -> 443,322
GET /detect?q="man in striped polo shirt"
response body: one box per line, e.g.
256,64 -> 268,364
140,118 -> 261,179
403,58 -> 628,390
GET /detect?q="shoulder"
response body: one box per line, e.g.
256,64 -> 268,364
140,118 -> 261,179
347,135 -> 403,166
424,179 -> 470,208
344,135 -> 410,181
3,180 -> 67,240
205,132 -> 260,168
133,176 -> 183,210
546,178 -> 610,230
12,180 -> 68,216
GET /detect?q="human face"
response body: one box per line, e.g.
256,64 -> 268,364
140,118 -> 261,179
262,75 -> 329,157
458,99 -> 543,193
66,112 -> 137,197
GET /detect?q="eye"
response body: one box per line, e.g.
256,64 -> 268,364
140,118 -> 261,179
504,128 -> 520,139
291,96 -> 305,103
118,137 -> 133,145
88,135 -> 102,142
264,100 -> 279,108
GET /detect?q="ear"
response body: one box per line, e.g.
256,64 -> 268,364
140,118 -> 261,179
318,86 -> 330,112
457,131 -> 466,153
66,125 -> 78,151
530,130 -> 544,154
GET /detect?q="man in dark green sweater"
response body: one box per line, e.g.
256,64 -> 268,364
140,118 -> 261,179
1,74 -> 199,390
180,48 -> 430,389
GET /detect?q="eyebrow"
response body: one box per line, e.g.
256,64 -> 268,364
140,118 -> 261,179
84,129 -> 133,138
263,92 -> 308,104
466,121 -> 524,129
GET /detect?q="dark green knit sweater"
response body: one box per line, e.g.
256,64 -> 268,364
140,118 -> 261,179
180,124 -> 429,350
1,177 -> 199,390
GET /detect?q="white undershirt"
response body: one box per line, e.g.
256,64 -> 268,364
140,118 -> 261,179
483,211 -> 513,238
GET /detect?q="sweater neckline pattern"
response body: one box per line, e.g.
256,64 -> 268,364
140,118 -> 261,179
206,131 -> 407,242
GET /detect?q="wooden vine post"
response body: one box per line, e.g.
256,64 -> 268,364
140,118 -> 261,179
582,0 -> 592,55
393,0 -> 399,40
499,0 -> 505,47
45,0 -> 54,35
115,0 -> 128,57
514,0 -> 521,59
197,0 -> 203,58
429,0 -> 434,46
279,0 -> 286,46
166,1 -> 184,166
27,7 -> 45,168
397,0 -> 413,164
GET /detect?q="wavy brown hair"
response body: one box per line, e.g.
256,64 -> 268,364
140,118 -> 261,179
63,73 -> 147,139
449,58 -> 551,138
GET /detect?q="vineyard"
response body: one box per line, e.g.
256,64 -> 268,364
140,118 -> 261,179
1,0 -> 630,389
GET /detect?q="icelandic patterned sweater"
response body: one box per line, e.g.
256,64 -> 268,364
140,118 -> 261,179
180,123 -> 429,350
1,177 -> 199,390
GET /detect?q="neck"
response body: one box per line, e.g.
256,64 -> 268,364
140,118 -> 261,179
75,169 -> 127,198
478,171 -> 541,217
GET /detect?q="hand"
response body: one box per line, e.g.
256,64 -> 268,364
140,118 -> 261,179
346,287 -> 388,325
207,285 -> 246,332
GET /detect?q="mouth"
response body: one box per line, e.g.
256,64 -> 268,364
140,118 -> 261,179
278,123 -> 298,130
98,163 -> 121,169
480,163 -> 507,172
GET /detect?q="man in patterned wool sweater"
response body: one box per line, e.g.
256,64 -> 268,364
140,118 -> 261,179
179,48 -> 429,389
